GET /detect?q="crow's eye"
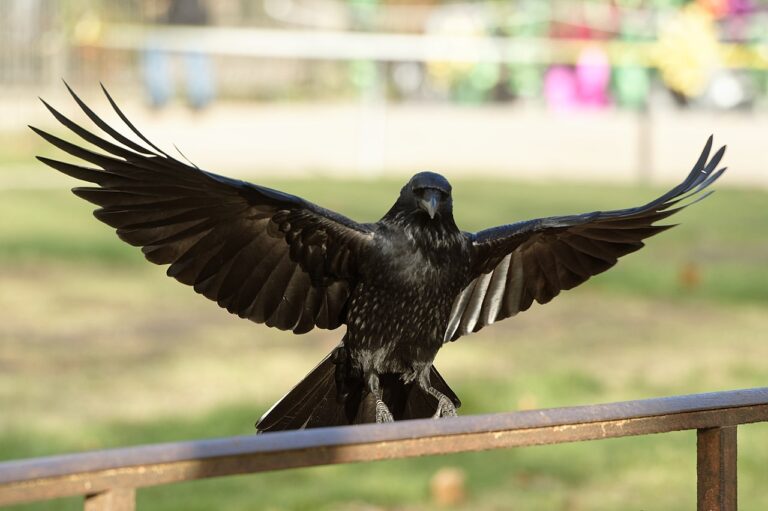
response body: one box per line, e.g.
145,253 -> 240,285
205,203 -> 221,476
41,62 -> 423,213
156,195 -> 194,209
413,187 -> 447,200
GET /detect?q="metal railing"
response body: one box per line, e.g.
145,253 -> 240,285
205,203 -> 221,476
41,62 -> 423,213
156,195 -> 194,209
2,387 -> 767,510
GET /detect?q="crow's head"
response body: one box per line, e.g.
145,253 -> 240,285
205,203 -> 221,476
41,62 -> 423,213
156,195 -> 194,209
402,171 -> 453,220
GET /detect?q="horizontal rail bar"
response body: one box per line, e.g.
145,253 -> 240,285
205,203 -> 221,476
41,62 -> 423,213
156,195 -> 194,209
1,387 -> 767,506
95,25 -> 768,69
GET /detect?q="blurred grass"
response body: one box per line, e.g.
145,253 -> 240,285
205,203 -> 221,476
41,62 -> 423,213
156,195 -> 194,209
2,175 -> 767,303
1,175 -> 768,510
0,133 -> 43,167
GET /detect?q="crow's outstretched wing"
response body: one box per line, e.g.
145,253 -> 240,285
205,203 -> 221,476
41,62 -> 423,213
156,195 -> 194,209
445,137 -> 726,342
33,84 -> 374,334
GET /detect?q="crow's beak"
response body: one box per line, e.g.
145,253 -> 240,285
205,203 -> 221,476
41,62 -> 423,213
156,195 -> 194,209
419,189 -> 441,219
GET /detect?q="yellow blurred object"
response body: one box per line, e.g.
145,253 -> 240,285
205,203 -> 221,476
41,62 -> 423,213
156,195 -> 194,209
654,4 -> 720,97
430,467 -> 467,506
425,10 -> 485,89
73,11 -> 104,45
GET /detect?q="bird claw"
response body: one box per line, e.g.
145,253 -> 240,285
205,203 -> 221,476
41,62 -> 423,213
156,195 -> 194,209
376,399 -> 394,423
432,396 -> 458,419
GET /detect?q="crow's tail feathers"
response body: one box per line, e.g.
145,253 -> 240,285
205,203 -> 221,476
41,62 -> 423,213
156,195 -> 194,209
255,351 -> 351,432
255,351 -> 461,433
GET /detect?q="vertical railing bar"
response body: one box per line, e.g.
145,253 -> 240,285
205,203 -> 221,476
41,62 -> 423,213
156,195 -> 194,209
84,488 -> 136,511
697,426 -> 737,511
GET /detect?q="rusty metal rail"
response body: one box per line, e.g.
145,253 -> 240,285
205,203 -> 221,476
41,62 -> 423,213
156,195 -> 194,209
2,387 -> 767,510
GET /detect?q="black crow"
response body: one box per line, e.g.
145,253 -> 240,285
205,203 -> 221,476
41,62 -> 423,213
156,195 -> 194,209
33,85 -> 727,432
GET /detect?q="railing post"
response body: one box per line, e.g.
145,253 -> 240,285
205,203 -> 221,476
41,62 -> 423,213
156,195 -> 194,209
697,426 -> 737,511
84,488 -> 135,511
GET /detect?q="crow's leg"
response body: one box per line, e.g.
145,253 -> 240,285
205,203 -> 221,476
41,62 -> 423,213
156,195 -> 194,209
418,373 -> 458,419
366,372 -> 393,423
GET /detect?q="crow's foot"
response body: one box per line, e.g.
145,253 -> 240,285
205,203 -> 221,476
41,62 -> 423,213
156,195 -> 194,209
421,384 -> 458,419
375,399 -> 394,423
432,395 -> 458,419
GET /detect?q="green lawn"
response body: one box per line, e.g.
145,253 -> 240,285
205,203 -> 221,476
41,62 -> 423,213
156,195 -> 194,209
3,175 -> 767,303
1,176 -> 767,510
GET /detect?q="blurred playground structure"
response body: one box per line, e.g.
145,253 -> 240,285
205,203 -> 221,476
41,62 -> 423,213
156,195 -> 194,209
2,0 -> 768,184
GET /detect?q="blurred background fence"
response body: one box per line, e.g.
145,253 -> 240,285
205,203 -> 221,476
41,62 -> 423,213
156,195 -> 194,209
2,0 -> 768,182
4,0 -> 768,104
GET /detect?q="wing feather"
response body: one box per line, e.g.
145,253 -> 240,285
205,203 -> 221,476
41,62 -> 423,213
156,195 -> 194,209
34,85 -> 373,334
446,137 -> 726,342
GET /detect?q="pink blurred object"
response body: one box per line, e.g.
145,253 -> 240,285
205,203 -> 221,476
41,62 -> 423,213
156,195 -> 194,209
544,66 -> 579,111
575,47 -> 611,108
725,0 -> 753,40
545,47 -> 612,111
728,0 -> 753,14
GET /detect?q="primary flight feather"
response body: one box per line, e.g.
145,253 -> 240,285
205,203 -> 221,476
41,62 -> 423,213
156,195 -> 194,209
34,85 -> 726,431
